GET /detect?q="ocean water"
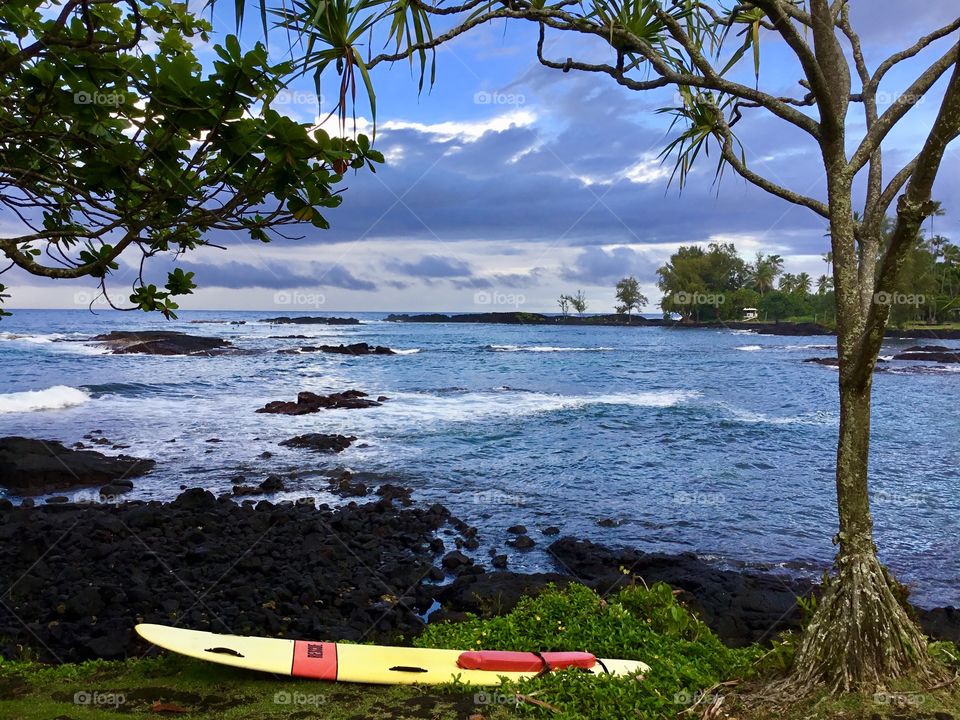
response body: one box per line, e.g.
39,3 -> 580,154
2,309 -> 958,607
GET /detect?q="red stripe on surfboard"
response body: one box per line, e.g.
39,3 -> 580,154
292,641 -> 338,680
457,650 -> 596,672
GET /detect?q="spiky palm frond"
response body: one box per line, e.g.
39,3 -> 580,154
657,88 -> 739,189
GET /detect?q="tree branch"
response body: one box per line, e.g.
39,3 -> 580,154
850,41 -> 960,176
716,117 -> 830,218
871,16 -> 960,89
848,54 -> 960,389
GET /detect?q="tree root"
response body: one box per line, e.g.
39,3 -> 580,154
785,551 -> 941,694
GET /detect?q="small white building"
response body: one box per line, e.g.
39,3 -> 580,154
742,307 -> 759,321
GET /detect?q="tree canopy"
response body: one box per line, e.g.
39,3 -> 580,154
0,0 -> 382,316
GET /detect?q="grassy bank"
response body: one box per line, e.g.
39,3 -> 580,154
2,583 -> 958,720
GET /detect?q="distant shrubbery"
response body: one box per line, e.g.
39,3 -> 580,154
656,226 -> 960,326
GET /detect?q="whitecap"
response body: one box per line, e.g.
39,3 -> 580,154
392,348 -> 421,355
0,331 -> 60,344
346,389 -> 701,426
735,345 -> 764,352
725,404 -> 837,426
487,344 -> 613,353
0,385 -> 91,413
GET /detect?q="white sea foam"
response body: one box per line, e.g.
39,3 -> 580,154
795,344 -> 835,350
0,331 -> 109,354
0,331 -> 61,344
488,344 -> 614,353
0,385 -> 91,413
392,348 -> 421,355
735,345 -> 764,352
341,389 -> 700,426
725,404 -> 837,426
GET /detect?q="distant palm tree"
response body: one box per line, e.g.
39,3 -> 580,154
779,272 -> 797,293
822,251 -> 833,273
817,274 -> 834,294
750,252 -> 784,295
795,272 -> 812,295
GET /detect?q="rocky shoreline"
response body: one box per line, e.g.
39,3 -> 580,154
1,490 -> 957,664
386,312 -> 960,339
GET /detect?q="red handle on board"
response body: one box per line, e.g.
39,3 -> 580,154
457,650 -> 596,672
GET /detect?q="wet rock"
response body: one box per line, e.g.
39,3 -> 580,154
231,485 -> 261,496
329,472 -> 367,497
263,316 -> 360,325
803,357 -> 840,366
442,550 -> 473,571
542,526 -> 560,536
492,554 -> 508,569
597,518 -> 623,528
894,349 -> 960,363
171,488 -> 217,510
256,390 -> 384,415
99,483 -> 132,498
376,484 -> 413,505
91,331 -> 233,356
506,535 -> 535,550
506,525 -> 527,534
0,437 -> 154,495
296,343 -> 395,356
259,476 -> 284,492
279,434 -> 356,453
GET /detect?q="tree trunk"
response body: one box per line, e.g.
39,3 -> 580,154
790,377 -> 933,691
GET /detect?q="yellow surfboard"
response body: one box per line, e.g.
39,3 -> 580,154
135,624 -> 649,686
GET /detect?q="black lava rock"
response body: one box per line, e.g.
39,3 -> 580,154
0,437 -> 154,495
279,434 -> 357,453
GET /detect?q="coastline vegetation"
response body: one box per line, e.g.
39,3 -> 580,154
2,583 -> 957,720
655,226 -> 960,328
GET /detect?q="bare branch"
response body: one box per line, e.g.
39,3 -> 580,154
716,117 -> 830,218
871,16 -> 960,89
850,42 -> 960,176
534,24 -> 671,92
849,54 -> 960,389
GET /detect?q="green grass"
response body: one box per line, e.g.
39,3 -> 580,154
0,653 -> 481,719
2,583 -> 957,720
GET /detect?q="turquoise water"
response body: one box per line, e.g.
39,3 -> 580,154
1,309 -> 958,607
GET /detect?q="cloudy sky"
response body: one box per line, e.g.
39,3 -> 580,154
5,1 -> 960,313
